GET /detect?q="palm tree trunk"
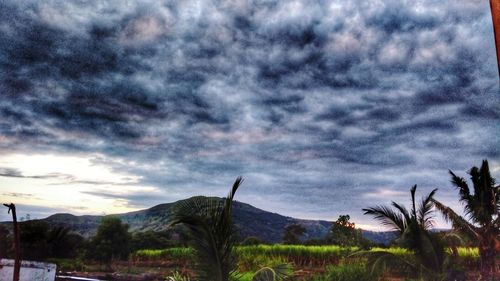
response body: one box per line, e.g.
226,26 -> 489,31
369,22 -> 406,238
479,236 -> 497,281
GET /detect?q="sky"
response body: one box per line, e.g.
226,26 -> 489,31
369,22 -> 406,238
0,0 -> 499,229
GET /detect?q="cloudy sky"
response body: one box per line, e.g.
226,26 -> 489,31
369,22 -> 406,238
0,0 -> 499,229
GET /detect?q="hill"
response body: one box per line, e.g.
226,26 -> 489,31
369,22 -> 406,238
2,197 -> 396,244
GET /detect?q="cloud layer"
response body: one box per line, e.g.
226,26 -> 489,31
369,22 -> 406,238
0,0 -> 499,226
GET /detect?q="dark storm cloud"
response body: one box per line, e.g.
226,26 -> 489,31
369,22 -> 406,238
0,0 -> 499,225
0,167 -> 75,180
81,190 -> 167,208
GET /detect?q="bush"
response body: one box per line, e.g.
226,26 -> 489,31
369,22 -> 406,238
86,217 -> 131,265
130,230 -> 173,251
241,236 -> 265,246
46,258 -> 86,272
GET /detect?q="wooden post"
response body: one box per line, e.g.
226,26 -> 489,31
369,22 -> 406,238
490,0 -> 500,78
4,203 -> 20,281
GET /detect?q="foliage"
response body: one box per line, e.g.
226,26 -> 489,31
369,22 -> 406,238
282,224 -> 306,245
166,271 -> 191,281
362,185 -> 448,281
87,216 -> 131,265
133,247 -> 195,262
241,236 -> 265,246
133,244 -> 358,269
19,220 -> 50,260
134,245 -> 478,279
46,258 -> 86,272
0,224 -> 10,258
432,160 -> 499,280
49,228 -> 84,259
229,265 -> 293,281
16,220 -> 83,260
329,215 -> 371,248
238,244 -> 358,268
251,264 -> 292,281
237,250 -> 288,272
130,230 -> 173,252
168,177 -> 243,281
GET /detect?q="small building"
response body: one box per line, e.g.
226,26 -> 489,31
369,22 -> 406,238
0,259 -> 57,281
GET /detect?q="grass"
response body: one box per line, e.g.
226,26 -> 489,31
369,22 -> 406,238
133,248 -> 195,261
133,245 -> 357,266
236,272 -> 254,281
369,247 -> 411,255
133,245 -> 479,262
455,247 -> 479,258
131,245 -> 482,279
236,245 -> 357,267
46,258 -> 87,272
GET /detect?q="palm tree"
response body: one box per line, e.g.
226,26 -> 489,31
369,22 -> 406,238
362,185 -> 447,280
169,177 -> 243,281
432,160 -> 499,280
168,177 -> 291,281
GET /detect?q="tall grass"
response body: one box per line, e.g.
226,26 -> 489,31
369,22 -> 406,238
454,247 -> 479,259
237,245 -> 358,267
133,248 -> 194,262
132,245 -> 480,270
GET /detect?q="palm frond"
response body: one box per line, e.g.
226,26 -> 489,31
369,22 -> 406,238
449,170 -> 475,215
363,186 -> 449,280
391,201 -> 411,223
252,264 -> 292,281
362,206 -> 406,233
167,271 -> 191,281
353,250 -> 416,276
169,178 -> 243,281
47,226 -> 70,243
431,199 -> 479,240
477,160 -> 497,220
410,185 -> 418,220
225,177 -> 243,213
418,188 -> 437,230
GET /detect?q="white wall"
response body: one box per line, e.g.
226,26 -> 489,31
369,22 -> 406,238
0,259 -> 56,281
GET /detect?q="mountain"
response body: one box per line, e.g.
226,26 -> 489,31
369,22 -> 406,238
41,197 -> 332,243
1,197 -> 395,244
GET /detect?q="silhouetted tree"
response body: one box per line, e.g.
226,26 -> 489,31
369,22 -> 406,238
363,185 -> 447,281
282,224 -> 306,244
432,160 -> 499,281
49,228 -> 84,259
18,221 -> 83,260
88,217 -> 131,266
0,224 -> 11,258
329,215 -> 369,247
130,230 -> 173,251
20,220 -> 50,260
241,236 -> 265,246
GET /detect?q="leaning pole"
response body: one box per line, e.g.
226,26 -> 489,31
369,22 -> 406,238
3,203 -> 20,281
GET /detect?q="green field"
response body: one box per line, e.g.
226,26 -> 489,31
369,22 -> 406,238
132,245 -> 482,280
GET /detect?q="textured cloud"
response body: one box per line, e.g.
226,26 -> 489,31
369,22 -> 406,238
0,0 -> 499,227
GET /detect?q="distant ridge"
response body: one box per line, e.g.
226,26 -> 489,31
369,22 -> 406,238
2,197 -> 397,244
